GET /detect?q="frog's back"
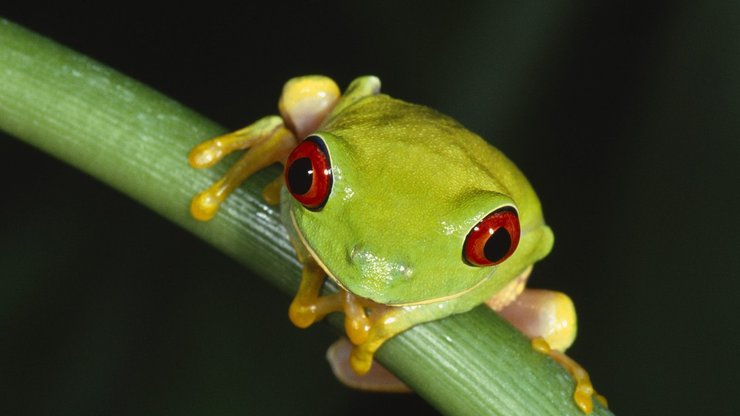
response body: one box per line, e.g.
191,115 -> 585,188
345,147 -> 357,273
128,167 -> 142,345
320,94 -> 544,230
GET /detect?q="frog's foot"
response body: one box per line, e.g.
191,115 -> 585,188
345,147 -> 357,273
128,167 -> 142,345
347,306 -> 410,375
288,260 -> 373,345
288,262 -> 404,385
189,75 -> 347,220
288,260 -> 335,328
327,305 -> 412,393
327,337 -> 410,393
532,338 -> 607,414
188,116 -> 296,220
495,289 -> 605,414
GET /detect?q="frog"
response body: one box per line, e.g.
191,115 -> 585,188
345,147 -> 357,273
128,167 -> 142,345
188,75 -> 605,413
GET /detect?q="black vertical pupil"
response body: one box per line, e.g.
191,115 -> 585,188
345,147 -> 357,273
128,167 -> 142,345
287,157 -> 314,195
484,228 -> 511,263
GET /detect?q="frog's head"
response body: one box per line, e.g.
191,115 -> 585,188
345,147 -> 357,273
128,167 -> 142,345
284,96 -> 553,305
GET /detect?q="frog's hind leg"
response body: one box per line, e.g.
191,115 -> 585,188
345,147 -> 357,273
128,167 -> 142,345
531,337 -> 607,414
494,288 -> 606,414
278,75 -> 380,138
324,75 -> 381,118
493,286 -> 576,351
278,76 -> 342,139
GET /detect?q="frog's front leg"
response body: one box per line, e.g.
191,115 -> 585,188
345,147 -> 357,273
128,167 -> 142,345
189,116 -> 296,219
288,257 -> 376,345
348,303 -> 447,375
188,75 -> 344,219
337,285 -> 499,376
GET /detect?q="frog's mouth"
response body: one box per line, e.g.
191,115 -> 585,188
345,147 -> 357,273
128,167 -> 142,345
289,210 -> 530,307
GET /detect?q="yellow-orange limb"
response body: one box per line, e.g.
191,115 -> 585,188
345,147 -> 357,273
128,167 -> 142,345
326,337 -> 410,393
532,338 -> 607,414
288,261 -> 372,347
189,120 -> 296,221
348,307 -> 409,375
342,291 -> 371,345
289,260 -> 337,328
188,115 -> 284,168
262,175 -> 284,205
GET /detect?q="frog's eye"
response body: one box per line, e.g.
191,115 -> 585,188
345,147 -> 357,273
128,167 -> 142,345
463,207 -> 520,266
285,135 -> 333,210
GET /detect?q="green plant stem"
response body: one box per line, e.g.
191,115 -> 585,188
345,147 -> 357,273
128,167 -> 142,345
0,19 -> 612,416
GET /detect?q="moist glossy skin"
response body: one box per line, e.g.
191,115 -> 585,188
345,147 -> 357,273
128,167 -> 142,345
189,76 -> 601,413
285,93 -> 554,307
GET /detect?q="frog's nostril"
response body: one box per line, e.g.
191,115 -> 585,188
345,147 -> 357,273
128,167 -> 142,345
347,245 -> 361,264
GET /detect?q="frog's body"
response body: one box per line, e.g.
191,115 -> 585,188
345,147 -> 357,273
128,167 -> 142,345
286,94 -> 552,307
189,76 -> 604,414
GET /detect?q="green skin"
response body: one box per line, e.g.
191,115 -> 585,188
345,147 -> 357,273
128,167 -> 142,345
283,76 -> 554,330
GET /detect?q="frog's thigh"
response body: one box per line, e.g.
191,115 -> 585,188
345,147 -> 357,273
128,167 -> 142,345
499,291 -> 605,413
497,289 -> 577,352
278,76 -> 341,139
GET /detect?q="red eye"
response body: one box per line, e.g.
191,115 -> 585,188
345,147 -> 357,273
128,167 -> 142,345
463,207 -> 520,266
285,135 -> 333,210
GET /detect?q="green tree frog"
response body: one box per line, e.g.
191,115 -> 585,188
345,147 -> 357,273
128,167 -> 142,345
188,76 -> 605,413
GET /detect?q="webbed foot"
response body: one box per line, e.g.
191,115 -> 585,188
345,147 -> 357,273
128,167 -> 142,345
189,116 -> 295,220
188,75 -> 345,220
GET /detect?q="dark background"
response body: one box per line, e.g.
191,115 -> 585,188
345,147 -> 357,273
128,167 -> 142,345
2,2 -> 739,415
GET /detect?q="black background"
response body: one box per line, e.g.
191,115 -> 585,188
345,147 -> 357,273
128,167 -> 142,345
2,2 -> 739,415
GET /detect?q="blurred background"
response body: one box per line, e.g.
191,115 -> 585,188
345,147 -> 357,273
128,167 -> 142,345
2,2 -> 738,415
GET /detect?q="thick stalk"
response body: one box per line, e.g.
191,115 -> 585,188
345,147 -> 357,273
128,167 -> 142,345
0,18 -> 611,416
